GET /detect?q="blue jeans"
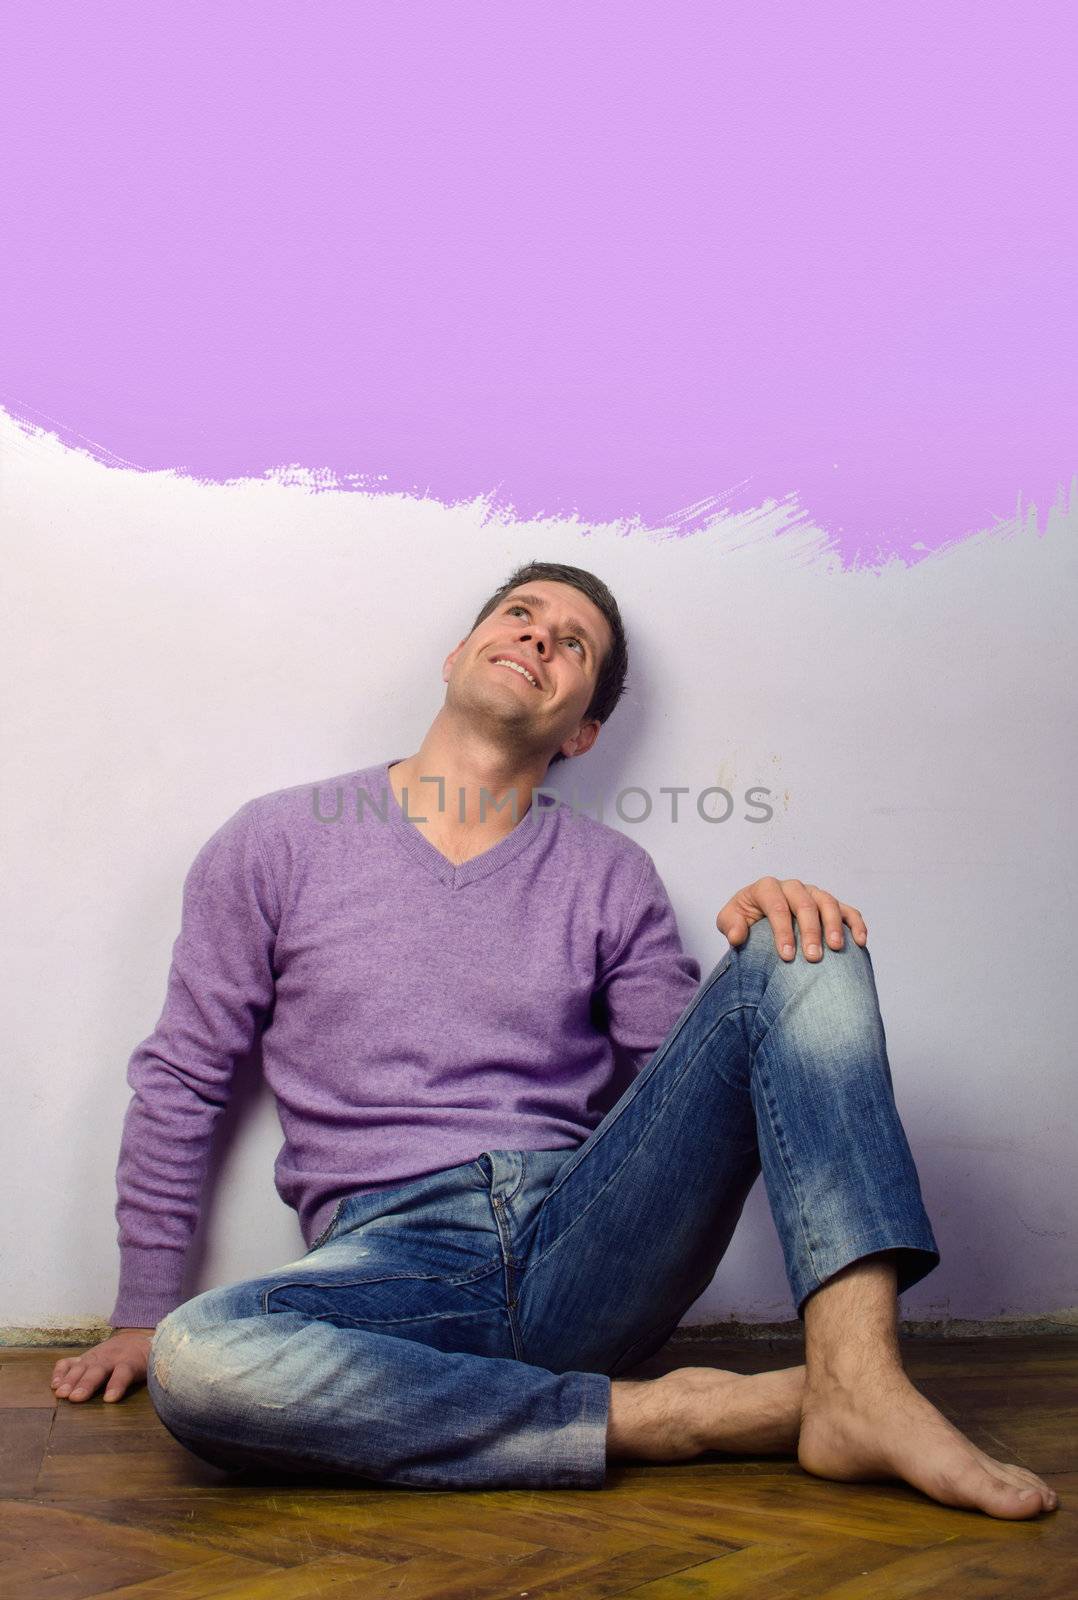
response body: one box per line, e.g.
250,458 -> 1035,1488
146,919 -> 939,1489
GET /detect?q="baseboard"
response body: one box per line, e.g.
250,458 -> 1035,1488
2,1324 -> 126,1348
672,1310 -> 1078,1341
3,1309 -> 1077,1348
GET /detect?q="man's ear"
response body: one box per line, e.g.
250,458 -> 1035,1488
559,719 -> 602,761
442,637 -> 470,683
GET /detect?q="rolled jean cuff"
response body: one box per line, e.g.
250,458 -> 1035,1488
791,1227 -> 941,1320
548,1371 -> 612,1488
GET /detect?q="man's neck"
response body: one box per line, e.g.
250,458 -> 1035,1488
388,720 -> 555,862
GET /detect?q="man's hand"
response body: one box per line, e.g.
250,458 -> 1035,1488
716,877 -> 868,961
51,1327 -> 155,1403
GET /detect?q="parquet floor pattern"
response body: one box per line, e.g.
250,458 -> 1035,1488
1,1334 -> 1074,1598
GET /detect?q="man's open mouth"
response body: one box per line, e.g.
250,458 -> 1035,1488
490,656 -> 542,689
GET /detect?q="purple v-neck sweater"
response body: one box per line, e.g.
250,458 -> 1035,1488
109,757 -> 703,1328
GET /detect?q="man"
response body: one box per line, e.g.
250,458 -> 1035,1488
53,559 -> 1057,1518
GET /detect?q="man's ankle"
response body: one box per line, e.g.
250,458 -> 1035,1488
606,1375 -> 702,1463
803,1349 -> 910,1405
802,1253 -> 906,1397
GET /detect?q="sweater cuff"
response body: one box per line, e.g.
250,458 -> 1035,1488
108,1245 -> 188,1330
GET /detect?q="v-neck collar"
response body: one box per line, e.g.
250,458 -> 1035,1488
376,756 -> 559,890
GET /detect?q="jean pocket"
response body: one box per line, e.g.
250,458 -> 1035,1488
266,1258 -> 504,1326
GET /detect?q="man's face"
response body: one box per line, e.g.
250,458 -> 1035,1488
443,579 -> 614,762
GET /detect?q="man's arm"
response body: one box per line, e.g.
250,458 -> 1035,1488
595,848 -> 702,1083
108,797 -> 279,1330
57,799 -> 279,1405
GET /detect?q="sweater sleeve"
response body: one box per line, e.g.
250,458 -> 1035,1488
596,849 -> 702,1083
107,799 -> 279,1329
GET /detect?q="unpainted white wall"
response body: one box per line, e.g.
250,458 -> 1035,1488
2,412 -> 1075,1331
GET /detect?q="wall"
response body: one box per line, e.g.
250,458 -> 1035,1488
2,413 -> 1074,1330
0,2 -> 1075,1331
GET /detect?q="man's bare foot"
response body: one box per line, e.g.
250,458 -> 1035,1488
798,1367 -> 1060,1519
608,1364 -> 806,1462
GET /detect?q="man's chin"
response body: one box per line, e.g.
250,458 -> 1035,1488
447,686 -> 560,754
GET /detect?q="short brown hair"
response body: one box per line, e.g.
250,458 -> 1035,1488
468,560 -> 629,766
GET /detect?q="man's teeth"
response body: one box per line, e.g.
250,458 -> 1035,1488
494,659 -> 538,687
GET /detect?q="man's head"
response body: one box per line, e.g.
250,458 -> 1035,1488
441,561 -> 628,771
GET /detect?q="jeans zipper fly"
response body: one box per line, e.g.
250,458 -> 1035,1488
492,1196 -> 517,1308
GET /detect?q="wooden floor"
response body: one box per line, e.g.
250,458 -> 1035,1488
2,1334 -> 1075,1598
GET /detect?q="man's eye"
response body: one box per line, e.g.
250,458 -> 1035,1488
506,605 -> 583,657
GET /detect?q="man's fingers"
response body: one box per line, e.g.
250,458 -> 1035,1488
731,879 -> 866,964
56,1361 -> 106,1400
52,1331 -> 154,1403
721,915 -> 749,945
746,879 -> 867,963
104,1364 -> 135,1401
752,876 -> 799,958
808,887 -> 846,950
762,878 -> 822,957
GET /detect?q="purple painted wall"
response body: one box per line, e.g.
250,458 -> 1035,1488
1,2 -> 1074,565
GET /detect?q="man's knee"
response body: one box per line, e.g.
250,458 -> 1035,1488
147,1305 -> 236,1426
727,919 -> 876,1029
148,1311 -> 197,1403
